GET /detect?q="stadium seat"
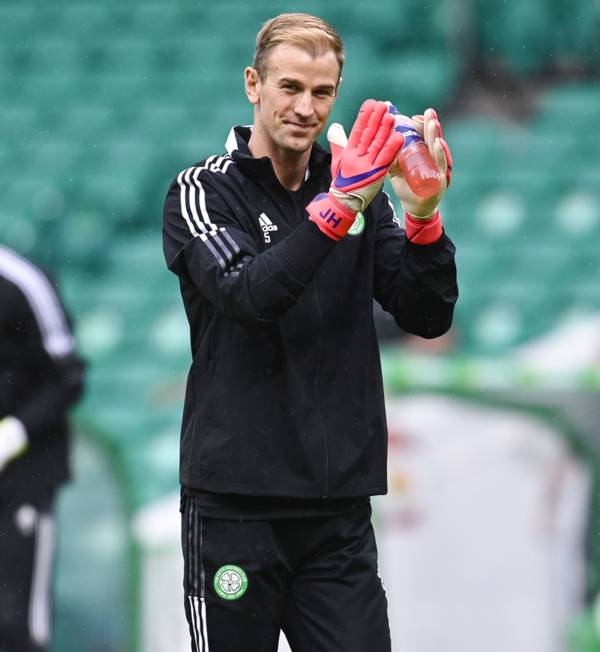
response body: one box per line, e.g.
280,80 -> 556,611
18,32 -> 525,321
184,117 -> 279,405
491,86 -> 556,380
553,189 -> 600,240
55,3 -> 109,40
0,210 -> 40,258
24,36 -> 83,76
474,0 -> 553,75
537,83 -> 600,122
550,1 -> 600,69
17,70 -> 85,108
0,4 -> 35,40
59,102 -> 116,137
0,103 -> 40,145
460,280 -> 549,352
99,36 -> 160,77
343,48 -> 459,118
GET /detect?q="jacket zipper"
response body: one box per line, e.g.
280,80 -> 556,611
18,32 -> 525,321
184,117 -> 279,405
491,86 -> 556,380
296,182 -> 329,497
312,278 -> 329,497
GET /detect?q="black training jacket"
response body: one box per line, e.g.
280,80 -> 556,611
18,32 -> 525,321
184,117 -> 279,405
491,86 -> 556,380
0,245 -> 85,499
163,126 -> 458,498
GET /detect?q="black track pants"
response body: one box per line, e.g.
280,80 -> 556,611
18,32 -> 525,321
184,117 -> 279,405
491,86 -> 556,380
181,500 -> 391,652
0,498 -> 54,652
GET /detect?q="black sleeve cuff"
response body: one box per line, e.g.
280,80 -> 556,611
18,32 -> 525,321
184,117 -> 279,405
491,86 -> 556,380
275,220 -> 336,284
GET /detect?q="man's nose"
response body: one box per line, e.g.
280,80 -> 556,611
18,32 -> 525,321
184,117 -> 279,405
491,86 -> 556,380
294,91 -> 314,118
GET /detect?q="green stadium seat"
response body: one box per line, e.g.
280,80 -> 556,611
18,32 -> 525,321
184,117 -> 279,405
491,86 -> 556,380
92,139 -> 155,185
205,4 -> 266,41
124,1 -> 182,37
454,244 -> 503,286
460,280 -> 549,353
99,36 -> 161,76
120,425 -> 180,507
519,129 -> 580,185
89,70 -> 161,110
0,143 -> 15,180
16,70 -> 85,108
137,102 -> 191,133
164,33 -> 249,71
20,137 -> 83,188
3,174 -> 59,219
75,303 -> 125,361
552,189 -> 600,240
567,276 -> 600,314
58,102 -> 116,138
508,244 -> 570,286
24,37 -> 83,76
475,0 -> 554,75
0,4 -> 35,40
550,1 -> 600,67
342,48 -> 459,118
459,299 -> 524,353
149,303 -> 191,363
346,0 -> 458,51
444,119 -> 511,177
85,401 -> 148,447
52,209 -> 115,272
107,233 -> 164,273
442,170 -> 499,237
55,3 -> 110,40
535,83 -> 600,127
0,103 -> 40,143
0,209 -> 39,258
473,188 -> 526,240
74,167 -> 144,226
59,272 -> 102,318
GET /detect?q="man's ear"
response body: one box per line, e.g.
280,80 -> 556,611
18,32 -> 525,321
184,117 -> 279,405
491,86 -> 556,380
245,67 -> 261,105
335,76 -> 343,97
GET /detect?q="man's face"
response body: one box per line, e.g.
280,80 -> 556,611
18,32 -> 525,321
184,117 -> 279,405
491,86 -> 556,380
246,43 -> 340,155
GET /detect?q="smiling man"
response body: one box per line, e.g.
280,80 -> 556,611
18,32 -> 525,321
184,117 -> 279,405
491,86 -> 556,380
163,12 -> 457,652
244,39 -> 340,188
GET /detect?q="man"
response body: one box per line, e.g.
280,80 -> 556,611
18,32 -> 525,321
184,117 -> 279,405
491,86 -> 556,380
163,12 -> 457,652
0,244 -> 85,652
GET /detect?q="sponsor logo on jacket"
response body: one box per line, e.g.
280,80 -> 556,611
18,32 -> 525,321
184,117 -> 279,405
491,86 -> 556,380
259,213 -> 278,243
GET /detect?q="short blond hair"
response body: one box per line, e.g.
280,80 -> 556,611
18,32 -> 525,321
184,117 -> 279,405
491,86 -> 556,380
253,13 -> 344,81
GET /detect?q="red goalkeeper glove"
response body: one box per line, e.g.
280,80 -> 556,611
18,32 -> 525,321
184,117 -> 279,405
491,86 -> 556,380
307,99 -> 404,241
387,105 -> 453,244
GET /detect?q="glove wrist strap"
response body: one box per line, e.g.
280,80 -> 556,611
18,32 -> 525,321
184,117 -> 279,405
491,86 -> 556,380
307,193 -> 357,241
405,211 -> 443,244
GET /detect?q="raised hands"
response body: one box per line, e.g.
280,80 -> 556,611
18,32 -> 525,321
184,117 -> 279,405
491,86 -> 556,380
307,99 -> 404,240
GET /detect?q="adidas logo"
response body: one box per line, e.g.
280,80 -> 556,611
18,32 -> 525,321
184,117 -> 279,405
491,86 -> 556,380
258,213 -> 278,243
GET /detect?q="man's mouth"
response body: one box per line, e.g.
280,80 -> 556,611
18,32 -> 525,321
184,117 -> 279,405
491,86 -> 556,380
285,121 -> 314,131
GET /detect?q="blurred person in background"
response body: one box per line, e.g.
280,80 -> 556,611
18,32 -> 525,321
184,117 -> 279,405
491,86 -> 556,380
0,244 -> 85,652
163,12 -> 456,652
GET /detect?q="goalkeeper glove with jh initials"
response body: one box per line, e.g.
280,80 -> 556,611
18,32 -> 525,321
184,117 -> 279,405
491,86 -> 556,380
307,99 -> 404,241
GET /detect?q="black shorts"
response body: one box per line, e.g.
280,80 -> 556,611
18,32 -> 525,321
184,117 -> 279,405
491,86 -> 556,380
0,496 -> 55,652
181,498 -> 391,652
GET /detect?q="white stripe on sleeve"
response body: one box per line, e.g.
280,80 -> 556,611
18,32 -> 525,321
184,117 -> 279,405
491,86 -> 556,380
0,246 -> 75,357
175,159 -> 242,272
